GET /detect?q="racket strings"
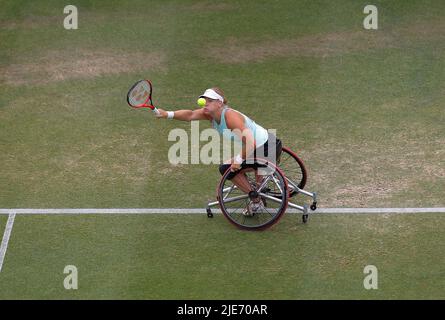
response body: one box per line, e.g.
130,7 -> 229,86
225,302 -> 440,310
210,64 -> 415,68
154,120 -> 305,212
128,81 -> 151,106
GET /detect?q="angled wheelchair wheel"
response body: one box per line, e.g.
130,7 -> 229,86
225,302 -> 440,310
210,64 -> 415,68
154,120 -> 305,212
217,159 -> 289,230
278,146 -> 307,197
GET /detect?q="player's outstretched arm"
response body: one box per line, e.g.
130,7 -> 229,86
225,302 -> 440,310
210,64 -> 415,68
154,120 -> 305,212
155,108 -> 210,121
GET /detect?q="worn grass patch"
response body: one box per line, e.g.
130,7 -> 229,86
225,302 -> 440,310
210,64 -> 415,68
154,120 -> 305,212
1,49 -> 165,86
205,19 -> 445,64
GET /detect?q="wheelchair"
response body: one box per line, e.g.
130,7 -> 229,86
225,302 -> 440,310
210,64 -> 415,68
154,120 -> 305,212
206,146 -> 318,230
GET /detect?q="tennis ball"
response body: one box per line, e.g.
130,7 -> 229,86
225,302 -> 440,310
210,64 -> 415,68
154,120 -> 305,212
197,98 -> 206,107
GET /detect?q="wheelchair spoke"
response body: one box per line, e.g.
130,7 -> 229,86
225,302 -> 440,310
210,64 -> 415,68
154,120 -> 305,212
260,205 -> 277,218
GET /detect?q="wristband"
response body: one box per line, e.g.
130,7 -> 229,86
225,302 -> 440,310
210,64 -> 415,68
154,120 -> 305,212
234,154 -> 243,164
167,111 -> 174,119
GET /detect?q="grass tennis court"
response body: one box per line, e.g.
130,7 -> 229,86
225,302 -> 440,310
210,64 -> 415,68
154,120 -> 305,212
0,0 -> 444,299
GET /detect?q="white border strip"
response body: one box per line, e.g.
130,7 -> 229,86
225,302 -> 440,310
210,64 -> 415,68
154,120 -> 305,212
0,213 -> 16,272
0,208 -> 444,215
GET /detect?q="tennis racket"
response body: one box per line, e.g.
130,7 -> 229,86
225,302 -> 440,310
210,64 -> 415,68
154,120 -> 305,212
126,79 -> 160,115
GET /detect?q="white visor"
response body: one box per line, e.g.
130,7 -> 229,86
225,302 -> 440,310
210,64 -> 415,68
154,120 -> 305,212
199,89 -> 224,103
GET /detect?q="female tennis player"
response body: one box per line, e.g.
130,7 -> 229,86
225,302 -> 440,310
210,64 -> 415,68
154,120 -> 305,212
155,87 -> 282,215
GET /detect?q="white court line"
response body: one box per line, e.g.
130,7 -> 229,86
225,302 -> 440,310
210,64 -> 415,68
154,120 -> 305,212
0,208 -> 444,215
0,213 -> 16,272
314,207 -> 445,214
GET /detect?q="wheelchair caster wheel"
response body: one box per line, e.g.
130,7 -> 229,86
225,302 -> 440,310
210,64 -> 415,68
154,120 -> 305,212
310,202 -> 317,211
206,208 -> 213,218
302,214 -> 308,223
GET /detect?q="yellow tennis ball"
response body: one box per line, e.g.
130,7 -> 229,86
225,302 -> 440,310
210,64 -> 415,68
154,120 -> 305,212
197,98 -> 206,107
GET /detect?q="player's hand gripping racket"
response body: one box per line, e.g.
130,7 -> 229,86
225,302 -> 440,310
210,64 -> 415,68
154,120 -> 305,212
126,79 -> 160,116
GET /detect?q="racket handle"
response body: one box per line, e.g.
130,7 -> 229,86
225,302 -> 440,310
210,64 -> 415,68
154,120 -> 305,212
152,107 -> 160,116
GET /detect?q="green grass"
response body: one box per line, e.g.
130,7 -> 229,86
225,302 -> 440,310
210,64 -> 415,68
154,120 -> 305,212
0,216 -> 6,235
1,0 -> 444,208
0,213 -> 444,299
0,0 -> 444,299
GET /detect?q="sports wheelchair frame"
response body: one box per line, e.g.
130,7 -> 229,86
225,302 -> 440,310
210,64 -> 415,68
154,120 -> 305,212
206,146 -> 317,230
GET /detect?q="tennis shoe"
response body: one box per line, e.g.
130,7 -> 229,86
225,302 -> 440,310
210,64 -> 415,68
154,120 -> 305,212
242,199 -> 265,216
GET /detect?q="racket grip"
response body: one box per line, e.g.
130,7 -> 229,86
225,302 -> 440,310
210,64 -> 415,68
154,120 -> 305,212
152,107 -> 160,116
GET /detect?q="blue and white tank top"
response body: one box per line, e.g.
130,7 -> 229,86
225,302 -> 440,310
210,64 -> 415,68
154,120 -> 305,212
212,108 -> 269,147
